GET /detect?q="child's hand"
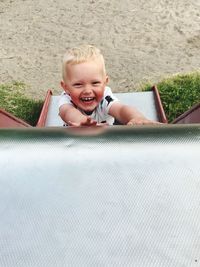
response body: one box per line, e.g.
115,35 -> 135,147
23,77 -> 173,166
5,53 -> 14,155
127,118 -> 161,125
67,117 -> 98,127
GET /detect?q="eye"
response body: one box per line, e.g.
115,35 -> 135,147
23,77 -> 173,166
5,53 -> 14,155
92,81 -> 101,86
73,83 -> 82,88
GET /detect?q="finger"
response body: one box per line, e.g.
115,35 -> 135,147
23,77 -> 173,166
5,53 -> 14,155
127,121 -> 135,126
97,122 -> 109,126
127,120 -> 147,125
67,121 -> 79,127
86,117 -> 92,123
144,120 -> 161,125
80,119 -> 97,126
90,120 -> 97,125
85,117 -> 97,126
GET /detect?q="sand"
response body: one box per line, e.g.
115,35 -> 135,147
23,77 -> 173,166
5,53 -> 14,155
0,0 -> 200,99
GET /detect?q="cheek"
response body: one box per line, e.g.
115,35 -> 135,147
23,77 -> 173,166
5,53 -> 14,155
69,91 -> 80,100
69,93 -> 81,105
97,88 -> 105,100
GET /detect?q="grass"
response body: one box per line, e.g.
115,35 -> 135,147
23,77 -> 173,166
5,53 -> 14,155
142,71 -> 200,122
1,72 -> 200,125
0,82 -> 43,126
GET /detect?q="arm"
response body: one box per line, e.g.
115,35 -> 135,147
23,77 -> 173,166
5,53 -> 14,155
108,102 -> 160,125
59,104 -> 97,126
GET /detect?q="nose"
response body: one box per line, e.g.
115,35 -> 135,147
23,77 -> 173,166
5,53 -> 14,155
83,85 -> 92,94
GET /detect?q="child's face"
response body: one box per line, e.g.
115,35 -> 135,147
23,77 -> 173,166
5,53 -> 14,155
62,59 -> 108,112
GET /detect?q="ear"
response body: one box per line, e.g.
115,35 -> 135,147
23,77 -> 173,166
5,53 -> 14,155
105,75 -> 109,84
60,80 -> 69,93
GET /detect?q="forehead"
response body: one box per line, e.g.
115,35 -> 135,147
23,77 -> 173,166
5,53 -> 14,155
66,59 -> 105,78
69,57 -> 104,68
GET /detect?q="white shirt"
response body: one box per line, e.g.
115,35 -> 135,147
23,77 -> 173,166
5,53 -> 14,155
58,86 -> 119,125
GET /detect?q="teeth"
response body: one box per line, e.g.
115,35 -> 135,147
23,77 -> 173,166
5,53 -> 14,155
81,97 -> 94,101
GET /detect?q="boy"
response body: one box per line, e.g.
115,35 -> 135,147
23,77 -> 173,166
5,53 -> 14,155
59,45 -> 159,126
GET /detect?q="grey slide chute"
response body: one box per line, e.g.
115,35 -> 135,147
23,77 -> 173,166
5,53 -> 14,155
0,125 -> 200,266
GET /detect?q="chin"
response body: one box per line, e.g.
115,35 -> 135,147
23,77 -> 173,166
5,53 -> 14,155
81,103 -> 98,112
83,107 -> 95,113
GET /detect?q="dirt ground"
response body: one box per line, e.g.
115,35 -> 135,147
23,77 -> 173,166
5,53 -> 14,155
0,0 -> 200,99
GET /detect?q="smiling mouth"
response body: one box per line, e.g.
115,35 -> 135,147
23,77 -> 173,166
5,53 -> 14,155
80,97 -> 95,102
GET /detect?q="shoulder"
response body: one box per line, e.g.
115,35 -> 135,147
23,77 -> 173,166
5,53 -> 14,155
104,86 -> 113,96
58,91 -> 73,108
103,86 -> 119,105
98,86 -> 119,114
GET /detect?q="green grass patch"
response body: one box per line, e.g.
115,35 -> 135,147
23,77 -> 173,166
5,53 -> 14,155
1,72 -> 200,126
0,82 -> 43,126
142,71 -> 200,122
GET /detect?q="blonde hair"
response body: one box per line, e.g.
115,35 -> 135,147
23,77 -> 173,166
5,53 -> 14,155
62,45 -> 106,81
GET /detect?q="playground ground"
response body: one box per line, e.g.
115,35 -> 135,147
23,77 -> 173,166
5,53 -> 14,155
0,0 -> 200,98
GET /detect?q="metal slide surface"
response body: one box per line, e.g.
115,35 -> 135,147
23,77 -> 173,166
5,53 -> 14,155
44,92 -> 160,126
0,125 -> 200,266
